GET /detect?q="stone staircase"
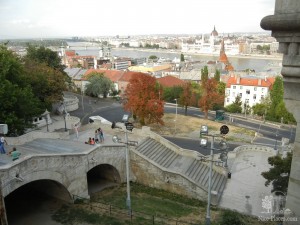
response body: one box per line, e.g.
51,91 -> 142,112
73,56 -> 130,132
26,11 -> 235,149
135,137 -> 227,200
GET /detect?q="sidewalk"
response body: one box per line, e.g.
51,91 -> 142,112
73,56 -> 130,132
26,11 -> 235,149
220,150 -> 274,217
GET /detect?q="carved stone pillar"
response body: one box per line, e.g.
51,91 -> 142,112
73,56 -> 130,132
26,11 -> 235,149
261,0 -> 300,223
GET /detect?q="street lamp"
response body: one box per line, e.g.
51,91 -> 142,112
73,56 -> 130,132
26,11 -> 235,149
111,119 -> 137,215
174,99 -> 178,135
63,110 -> 67,132
274,129 -> 279,155
199,125 -> 229,225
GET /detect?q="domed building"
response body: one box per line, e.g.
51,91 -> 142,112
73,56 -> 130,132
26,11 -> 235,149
211,25 -> 219,37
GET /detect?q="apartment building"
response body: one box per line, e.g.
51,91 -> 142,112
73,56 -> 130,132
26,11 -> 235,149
224,75 -> 275,109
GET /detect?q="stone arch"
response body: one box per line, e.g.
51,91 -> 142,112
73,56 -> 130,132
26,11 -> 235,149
3,170 -> 72,201
4,178 -> 72,225
87,164 -> 121,194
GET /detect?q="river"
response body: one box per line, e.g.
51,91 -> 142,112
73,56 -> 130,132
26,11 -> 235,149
66,42 -> 282,72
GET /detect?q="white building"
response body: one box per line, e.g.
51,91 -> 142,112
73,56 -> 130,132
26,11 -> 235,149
224,75 -> 276,110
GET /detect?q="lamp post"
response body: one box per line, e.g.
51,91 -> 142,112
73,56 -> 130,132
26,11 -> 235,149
111,119 -> 137,215
274,129 -> 279,155
200,125 -> 229,225
62,103 -> 67,132
174,99 -> 178,135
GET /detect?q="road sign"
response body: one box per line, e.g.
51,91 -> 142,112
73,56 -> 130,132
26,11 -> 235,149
125,122 -> 134,131
220,125 -> 229,134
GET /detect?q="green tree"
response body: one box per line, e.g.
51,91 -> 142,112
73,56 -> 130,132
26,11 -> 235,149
261,152 -> 292,194
252,103 -> 268,116
148,55 -> 158,62
225,95 -> 243,113
25,44 -> 65,72
85,72 -> 114,98
201,66 -> 209,83
214,69 -> 220,82
163,86 -> 183,102
23,60 -> 67,109
267,76 -> 295,123
0,45 -> 43,135
180,53 -> 185,62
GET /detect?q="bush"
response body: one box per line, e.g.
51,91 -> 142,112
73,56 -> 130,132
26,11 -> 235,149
219,210 -> 244,225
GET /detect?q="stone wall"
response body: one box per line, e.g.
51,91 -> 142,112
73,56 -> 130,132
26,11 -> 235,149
130,150 -> 207,201
261,1 -> 300,223
0,145 -> 126,200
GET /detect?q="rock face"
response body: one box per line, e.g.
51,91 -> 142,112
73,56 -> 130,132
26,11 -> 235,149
261,0 -> 300,223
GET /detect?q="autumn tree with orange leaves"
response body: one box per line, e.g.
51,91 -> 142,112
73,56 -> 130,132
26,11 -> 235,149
179,81 -> 197,115
123,73 -> 164,125
199,78 -> 224,119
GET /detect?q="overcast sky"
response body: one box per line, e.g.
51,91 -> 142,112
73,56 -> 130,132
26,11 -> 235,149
0,0 -> 275,39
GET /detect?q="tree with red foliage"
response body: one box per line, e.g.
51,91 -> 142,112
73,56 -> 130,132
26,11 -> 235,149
123,73 -> 164,125
179,81 -> 197,115
199,78 -> 224,119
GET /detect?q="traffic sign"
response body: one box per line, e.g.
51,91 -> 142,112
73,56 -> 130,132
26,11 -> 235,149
125,122 -> 134,131
220,125 -> 229,134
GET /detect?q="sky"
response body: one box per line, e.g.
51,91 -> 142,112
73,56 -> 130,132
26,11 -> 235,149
0,0 -> 275,39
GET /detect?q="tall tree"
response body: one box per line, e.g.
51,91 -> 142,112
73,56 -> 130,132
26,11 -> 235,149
269,76 -> 284,117
23,60 -> 67,109
25,44 -> 65,72
201,66 -> 209,83
199,78 -> 224,119
214,69 -> 221,82
267,76 -> 295,123
163,86 -> 183,102
180,53 -> 185,62
123,73 -> 164,125
0,45 -> 43,135
85,72 -> 114,98
261,152 -> 292,194
179,82 -> 196,115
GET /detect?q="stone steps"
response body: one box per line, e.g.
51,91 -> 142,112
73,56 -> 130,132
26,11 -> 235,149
135,137 -> 227,201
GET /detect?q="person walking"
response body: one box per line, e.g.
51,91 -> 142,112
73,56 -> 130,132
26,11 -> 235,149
98,128 -> 104,143
0,136 -> 7,154
8,147 -> 21,161
94,129 -> 99,143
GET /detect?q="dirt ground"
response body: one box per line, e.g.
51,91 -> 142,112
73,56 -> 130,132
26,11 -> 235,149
134,113 -> 255,143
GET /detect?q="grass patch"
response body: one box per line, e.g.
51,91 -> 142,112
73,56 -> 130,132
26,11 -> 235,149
53,183 -> 277,225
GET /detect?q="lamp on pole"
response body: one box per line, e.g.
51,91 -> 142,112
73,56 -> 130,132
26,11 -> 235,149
111,119 -> 137,215
200,125 -> 229,225
174,99 -> 178,135
274,129 -> 279,155
62,103 -> 67,132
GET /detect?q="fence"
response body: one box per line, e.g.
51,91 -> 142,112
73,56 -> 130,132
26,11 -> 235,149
73,195 -> 199,225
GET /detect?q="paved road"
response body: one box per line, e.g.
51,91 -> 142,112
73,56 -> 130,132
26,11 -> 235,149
163,136 -> 240,156
67,92 -> 295,149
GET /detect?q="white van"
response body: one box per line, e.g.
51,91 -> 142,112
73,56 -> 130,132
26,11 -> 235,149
88,116 -> 111,125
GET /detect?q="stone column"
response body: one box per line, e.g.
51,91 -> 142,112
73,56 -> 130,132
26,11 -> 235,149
261,0 -> 300,223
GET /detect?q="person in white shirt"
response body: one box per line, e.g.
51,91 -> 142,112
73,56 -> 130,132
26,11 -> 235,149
0,136 -> 8,154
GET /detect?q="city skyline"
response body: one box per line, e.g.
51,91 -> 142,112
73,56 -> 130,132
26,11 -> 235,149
0,0 -> 275,39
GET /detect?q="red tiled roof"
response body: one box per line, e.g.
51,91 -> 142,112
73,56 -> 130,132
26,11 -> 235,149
226,76 -> 276,88
65,50 -> 76,57
157,75 -> 185,87
83,69 -> 123,82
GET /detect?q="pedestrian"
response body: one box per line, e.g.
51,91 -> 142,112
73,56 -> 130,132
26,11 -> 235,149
8,147 -> 21,161
74,124 -> 79,139
0,136 -> 7,154
94,129 -> 99,143
98,128 -> 104,143
91,138 -> 95,145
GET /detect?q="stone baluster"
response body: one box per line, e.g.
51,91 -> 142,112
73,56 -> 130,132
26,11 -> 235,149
261,0 -> 300,223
